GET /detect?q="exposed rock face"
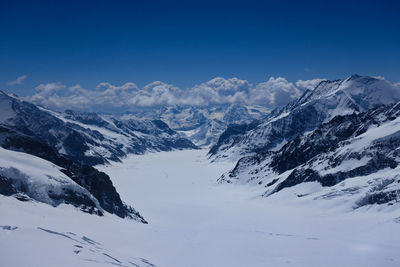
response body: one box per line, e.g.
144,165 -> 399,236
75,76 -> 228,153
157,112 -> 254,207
219,102 -> 400,207
0,126 -> 146,222
0,91 -> 197,166
209,75 -> 400,160
0,92 -> 194,222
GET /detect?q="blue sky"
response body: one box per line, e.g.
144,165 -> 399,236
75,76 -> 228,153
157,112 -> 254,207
1,0 -> 399,96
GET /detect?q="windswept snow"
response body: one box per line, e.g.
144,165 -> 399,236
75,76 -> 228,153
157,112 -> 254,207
1,149 -> 399,266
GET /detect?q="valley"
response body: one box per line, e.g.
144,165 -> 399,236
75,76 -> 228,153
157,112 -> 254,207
2,149 -> 399,267
2,1 -> 399,266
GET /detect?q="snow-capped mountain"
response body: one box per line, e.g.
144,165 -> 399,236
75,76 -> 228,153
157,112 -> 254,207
0,91 -> 197,221
209,75 -> 400,160
219,101 -> 400,207
0,146 -> 103,215
0,91 -> 197,166
0,125 -> 146,222
126,104 -> 270,147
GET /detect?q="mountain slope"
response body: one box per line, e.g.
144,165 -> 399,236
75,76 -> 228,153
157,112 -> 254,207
0,91 -> 196,166
220,102 -> 400,207
0,92 -> 161,221
0,125 -> 146,222
209,75 -> 400,160
0,146 -> 103,215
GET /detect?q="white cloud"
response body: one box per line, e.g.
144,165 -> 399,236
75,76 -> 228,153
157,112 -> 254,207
8,75 -> 27,85
95,82 -> 139,93
203,77 -> 251,96
35,82 -> 66,95
295,78 -> 326,91
394,82 -> 400,90
24,76 -> 328,112
126,81 -> 183,107
249,77 -> 302,106
28,83 -> 84,110
182,77 -> 250,106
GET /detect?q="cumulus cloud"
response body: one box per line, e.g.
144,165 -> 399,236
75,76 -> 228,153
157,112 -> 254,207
8,75 -> 27,85
24,76 -> 327,112
24,81 -> 183,111
35,82 -> 66,95
28,83 -> 85,110
132,81 -> 182,106
182,77 -> 250,106
295,78 -> 326,91
249,77 -> 302,106
95,82 -> 139,93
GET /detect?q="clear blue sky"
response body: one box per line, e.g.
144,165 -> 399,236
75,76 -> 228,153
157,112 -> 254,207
1,0 -> 399,95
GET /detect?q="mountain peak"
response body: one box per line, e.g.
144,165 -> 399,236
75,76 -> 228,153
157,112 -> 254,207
209,74 -> 400,161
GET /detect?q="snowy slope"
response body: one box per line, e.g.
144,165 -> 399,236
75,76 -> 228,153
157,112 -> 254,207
0,91 -> 196,165
209,75 -> 400,160
0,197 -> 156,267
0,147 -> 103,214
2,150 -> 399,267
220,102 -> 400,208
0,118 -> 146,221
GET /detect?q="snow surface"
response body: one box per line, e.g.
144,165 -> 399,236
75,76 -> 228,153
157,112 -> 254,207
0,147 -> 101,210
1,149 -> 400,266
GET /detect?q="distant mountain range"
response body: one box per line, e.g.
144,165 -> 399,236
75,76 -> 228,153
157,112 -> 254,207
125,104 -> 270,146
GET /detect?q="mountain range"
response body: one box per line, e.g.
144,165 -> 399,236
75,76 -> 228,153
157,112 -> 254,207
0,91 -> 196,222
209,75 -> 400,160
125,103 -> 270,146
215,75 -> 400,207
1,74 -> 400,221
